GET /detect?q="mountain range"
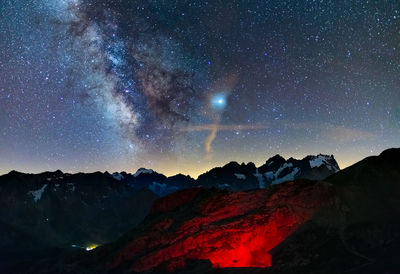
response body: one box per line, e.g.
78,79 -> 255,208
197,153 -> 339,190
110,153 -> 340,194
0,153 -> 339,262
6,150 -> 400,273
7,148 -> 397,274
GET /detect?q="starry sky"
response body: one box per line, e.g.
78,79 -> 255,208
0,0 -> 399,177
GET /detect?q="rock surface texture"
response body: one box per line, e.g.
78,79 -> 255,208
105,181 -> 334,272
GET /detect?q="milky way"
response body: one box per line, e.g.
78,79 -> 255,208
51,0 -> 205,152
0,0 -> 399,176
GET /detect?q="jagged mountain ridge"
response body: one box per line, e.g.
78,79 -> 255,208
0,152 -> 339,271
1,153 -> 338,201
108,169 -> 197,196
197,153 -> 339,190
106,153 -> 339,193
19,148 -> 399,274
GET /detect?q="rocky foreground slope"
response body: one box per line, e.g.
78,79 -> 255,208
0,171 -> 158,269
13,148 -> 400,273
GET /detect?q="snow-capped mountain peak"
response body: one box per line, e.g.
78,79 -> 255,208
309,154 -> 340,172
133,168 -> 155,177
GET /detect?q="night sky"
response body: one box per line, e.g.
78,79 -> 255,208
1,0 -> 399,177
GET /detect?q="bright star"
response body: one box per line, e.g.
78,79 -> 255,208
211,93 -> 227,110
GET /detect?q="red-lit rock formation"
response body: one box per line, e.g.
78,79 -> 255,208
104,180 -> 334,272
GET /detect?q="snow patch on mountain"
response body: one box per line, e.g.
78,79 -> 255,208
254,169 -> 265,188
234,173 -> 246,180
28,184 -> 48,202
263,163 -> 301,185
309,156 -> 324,168
217,183 -> 231,189
276,162 -> 293,176
309,155 -> 339,172
133,168 -> 154,177
271,167 -> 300,185
265,171 -> 275,180
112,172 -> 124,180
148,182 -> 180,196
148,182 -> 167,195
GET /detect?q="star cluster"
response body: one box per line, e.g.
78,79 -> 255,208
0,0 -> 399,176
